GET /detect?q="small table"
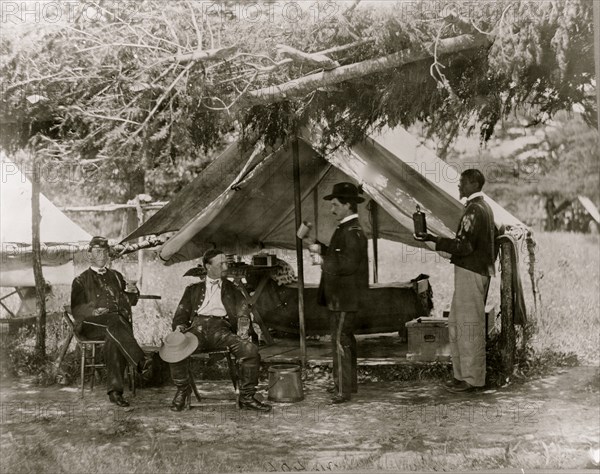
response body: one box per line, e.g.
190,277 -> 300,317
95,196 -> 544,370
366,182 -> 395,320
226,264 -> 276,345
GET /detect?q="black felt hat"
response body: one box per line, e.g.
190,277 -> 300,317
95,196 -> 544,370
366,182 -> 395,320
323,182 -> 364,203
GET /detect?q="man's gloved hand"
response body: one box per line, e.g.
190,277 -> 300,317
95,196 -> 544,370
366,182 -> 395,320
92,307 -> 109,317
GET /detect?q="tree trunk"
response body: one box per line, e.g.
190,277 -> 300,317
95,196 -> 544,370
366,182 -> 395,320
127,168 -> 146,200
243,33 -> 490,106
544,196 -> 556,231
32,155 -> 47,359
594,0 -> 600,133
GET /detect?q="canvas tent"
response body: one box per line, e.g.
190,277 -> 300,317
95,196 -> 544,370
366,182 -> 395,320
125,125 -> 525,264
576,196 -> 600,225
0,155 -> 92,287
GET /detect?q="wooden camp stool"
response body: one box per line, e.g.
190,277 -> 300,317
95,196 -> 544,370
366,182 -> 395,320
59,305 -> 136,398
188,348 -> 239,405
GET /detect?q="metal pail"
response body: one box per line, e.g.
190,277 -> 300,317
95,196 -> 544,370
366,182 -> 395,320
268,364 -> 304,402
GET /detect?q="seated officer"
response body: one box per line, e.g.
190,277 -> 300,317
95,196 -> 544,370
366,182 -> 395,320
71,236 -> 149,407
163,249 -> 271,412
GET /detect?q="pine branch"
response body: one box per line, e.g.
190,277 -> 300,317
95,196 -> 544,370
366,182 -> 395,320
241,33 -> 492,107
173,45 -> 238,64
276,44 -> 339,70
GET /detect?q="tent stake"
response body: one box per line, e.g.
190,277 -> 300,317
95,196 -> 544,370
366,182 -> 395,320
292,137 -> 307,366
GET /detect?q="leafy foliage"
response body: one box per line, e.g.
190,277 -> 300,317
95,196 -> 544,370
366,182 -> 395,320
485,319 -> 579,388
0,0 -> 596,203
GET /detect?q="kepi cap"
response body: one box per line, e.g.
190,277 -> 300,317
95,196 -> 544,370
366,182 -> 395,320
88,236 -> 109,249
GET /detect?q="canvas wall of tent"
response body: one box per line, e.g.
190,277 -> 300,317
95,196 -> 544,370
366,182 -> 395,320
125,125 -> 526,336
0,155 -> 93,319
0,156 -> 91,288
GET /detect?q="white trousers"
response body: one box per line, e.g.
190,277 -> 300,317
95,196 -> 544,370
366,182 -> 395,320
448,266 -> 490,387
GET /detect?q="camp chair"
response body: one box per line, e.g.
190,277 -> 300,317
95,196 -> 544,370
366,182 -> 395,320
62,305 -> 136,398
188,348 -> 239,405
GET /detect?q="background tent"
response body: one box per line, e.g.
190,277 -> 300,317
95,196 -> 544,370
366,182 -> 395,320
125,125 -> 525,264
0,155 -> 92,287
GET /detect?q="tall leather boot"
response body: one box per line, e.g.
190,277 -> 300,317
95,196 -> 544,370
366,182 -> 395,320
170,360 -> 192,412
237,365 -> 271,412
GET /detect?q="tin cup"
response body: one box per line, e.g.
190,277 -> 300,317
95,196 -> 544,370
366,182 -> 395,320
296,221 -> 312,239
125,280 -> 138,294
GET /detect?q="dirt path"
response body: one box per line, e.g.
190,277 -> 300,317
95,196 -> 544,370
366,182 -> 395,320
1,366 -> 598,472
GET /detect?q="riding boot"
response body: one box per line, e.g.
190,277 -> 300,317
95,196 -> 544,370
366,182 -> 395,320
238,365 -> 271,412
170,359 -> 192,412
171,384 -> 192,412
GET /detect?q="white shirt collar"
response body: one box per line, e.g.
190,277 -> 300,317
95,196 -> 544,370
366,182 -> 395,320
206,276 -> 221,286
339,213 -> 359,225
466,191 -> 485,202
90,266 -> 107,274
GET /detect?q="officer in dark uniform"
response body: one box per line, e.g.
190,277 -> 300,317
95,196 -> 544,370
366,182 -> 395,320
71,236 -> 148,407
166,249 -> 272,412
310,183 -> 369,404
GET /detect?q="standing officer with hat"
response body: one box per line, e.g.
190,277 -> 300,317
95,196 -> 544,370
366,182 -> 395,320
308,182 -> 368,404
160,249 -> 271,412
71,236 -> 149,407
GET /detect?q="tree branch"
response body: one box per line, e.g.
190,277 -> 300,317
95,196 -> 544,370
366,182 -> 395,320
276,44 -> 339,70
173,45 -> 238,64
241,33 -> 491,107
186,0 -> 203,48
122,63 -> 193,147
319,38 -> 375,56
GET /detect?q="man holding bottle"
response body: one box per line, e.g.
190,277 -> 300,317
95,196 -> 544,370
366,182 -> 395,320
414,169 -> 496,393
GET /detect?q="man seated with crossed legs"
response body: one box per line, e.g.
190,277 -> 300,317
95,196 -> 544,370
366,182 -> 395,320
163,249 -> 271,412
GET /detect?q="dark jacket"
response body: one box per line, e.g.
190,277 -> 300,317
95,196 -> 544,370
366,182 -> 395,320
171,278 -> 244,331
317,217 -> 369,312
436,196 -> 496,277
71,268 -> 137,324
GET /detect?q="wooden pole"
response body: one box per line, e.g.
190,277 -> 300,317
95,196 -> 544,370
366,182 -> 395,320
134,196 -> 144,291
32,154 -> 47,359
594,0 -> 600,133
313,186 -> 319,242
292,137 -> 307,365
370,201 -> 379,284
499,240 -> 515,378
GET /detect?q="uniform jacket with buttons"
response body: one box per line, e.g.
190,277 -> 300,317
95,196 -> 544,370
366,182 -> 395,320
317,217 -> 369,312
436,196 -> 496,277
171,279 -> 244,331
71,268 -> 137,324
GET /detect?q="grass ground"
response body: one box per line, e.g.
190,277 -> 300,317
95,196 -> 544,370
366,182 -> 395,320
1,366 -> 598,473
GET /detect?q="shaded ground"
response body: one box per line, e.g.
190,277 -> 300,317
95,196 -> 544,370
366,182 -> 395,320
1,366 -> 598,473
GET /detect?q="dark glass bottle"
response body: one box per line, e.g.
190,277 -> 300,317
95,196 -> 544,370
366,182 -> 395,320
413,205 -> 427,237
